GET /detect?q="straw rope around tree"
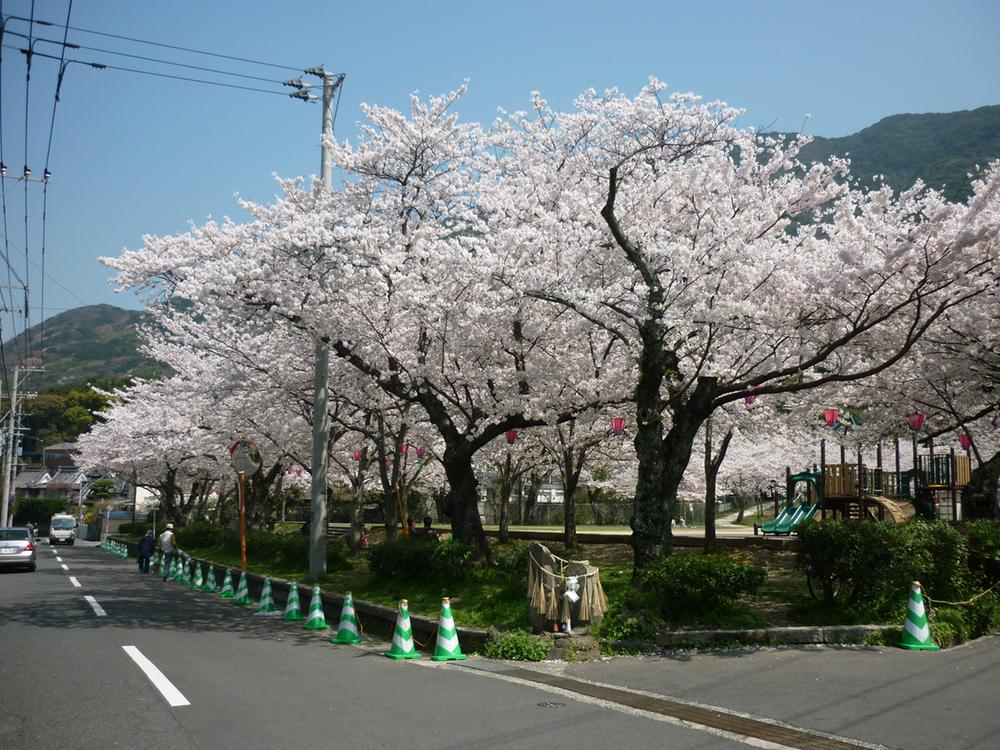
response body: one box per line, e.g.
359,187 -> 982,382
527,548 -> 608,624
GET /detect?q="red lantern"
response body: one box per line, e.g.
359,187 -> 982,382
745,394 -> 757,406
505,429 -> 519,445
385,458 -> 393,470
352,450 -> 362,462
959,433 -> 972,451
823,408 -> 840,427
907,412 -> 926,432
400,443 -> 409,456
611,417 -> 626,436
416,447 -> 426,460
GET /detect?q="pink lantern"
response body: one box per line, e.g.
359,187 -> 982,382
297,468 -> 305,477
416,447 -> 426,460
907,412 -> 926,432
745,394 -> 757,406
959,433 -> 972,451
505,429 -> 519,445
400,443 -> 409,456
352,450 -> 362,462
385,458 -> 393,470
611,417 -> 626,436
823,408 -> 840,427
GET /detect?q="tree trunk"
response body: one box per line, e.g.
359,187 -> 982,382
704,422 -> 733,554
522,473 -> 541,524
442,445 -> 489,562
962,450 -> 1000,518
735,494 -> 746,524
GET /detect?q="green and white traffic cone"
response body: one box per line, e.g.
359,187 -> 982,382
897,581 -> 940,651
182,558 -> 194,586
384,599 -> 421,660
303,585 -> 329,630
168,556 -> 181,581
152,551 -> 162,573
219,569 -> 236,598
255,577 -> 279,615
204,565 -> 218,592
281,582 -> 304,622
192,562 -> 206,590
173,556 -> 185,582
232,571 -> 252,605
331,592 -> 363,644
431,597 -> 466,661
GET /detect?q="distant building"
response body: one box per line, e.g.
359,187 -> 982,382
42,442 -> 79,472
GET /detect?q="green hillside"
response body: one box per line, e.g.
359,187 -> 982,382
794,104 -> 1000,203
2,304 -> 164,392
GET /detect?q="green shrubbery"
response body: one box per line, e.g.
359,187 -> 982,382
797,520 -> 968,618
13,498 -> 69,526
484,629 -> 550,661
173,521 -> 350,571
367,539 -> 474,581
797,519 -> 1000,645
639,553 -> 767,627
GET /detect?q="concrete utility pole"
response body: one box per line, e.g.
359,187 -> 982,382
306,68 -> 342,582
1,366 -> 20,526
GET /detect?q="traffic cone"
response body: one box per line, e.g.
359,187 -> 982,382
255,577 -> 279,615
898,581 -> 940,651
219,569 -> 235,598
431,597 -> 467,661
303,585 -> 329,630
384,599 -> 421,659
281,582 -> 304,622
232,571 -> 252,605
152,551 -> 162,573
182,558 -> 193,586
204,565 -> 218,592
168,556 -> 180,581
173,556 -> 185,582
192,562 -> 206,590
331,592 -> 363,644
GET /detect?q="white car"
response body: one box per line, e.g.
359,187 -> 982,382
0,527 -> 37,571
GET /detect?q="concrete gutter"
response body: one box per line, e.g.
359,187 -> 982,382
482,528 -> 798,551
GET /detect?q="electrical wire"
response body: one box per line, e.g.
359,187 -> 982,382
21,1 -> 36,365
1,45 -> 298,97
0,3 -> 17,396
8,13 -> 303,72
38,0 -> 76,369
6,30 -> 289,86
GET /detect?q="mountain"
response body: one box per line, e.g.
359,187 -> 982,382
2,304 -> 164,392
792,105 -> 1000,203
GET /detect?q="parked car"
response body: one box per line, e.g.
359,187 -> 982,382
49,514 -> 78,545
0,527 -> 37,571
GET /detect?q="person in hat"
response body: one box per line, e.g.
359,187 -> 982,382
137,529 -> 156,573
158,523 -> 179,581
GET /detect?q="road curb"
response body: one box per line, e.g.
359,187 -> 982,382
648,624 -> 891,648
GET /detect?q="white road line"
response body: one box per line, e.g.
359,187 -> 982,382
56,556 -> 63,562
84,595 -> 107,617
60,563 -> 69,571
122,646 -> 190,707
69,576 -> 81,588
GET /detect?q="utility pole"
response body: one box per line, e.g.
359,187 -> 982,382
1,366 -> 20,526
308,68 -> 338,582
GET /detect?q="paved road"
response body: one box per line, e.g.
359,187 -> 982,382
3,541 -> 994,749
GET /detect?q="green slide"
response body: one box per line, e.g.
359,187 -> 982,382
761,503 -> 820,534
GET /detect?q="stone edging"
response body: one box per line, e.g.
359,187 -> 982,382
651,624 -> 892,648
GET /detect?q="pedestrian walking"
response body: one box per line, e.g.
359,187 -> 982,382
158,523 -> 179,581
137,529 -> 156,573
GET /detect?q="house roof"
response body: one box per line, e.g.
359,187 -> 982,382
14,469 -> 51,488
44,442 -> 78,452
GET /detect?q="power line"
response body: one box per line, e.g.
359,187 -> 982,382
21,0 -> 37,366
39,0 -> 75,369
5,30 -> 290,86
8,13 -> 304,72
2,45 -> 300,97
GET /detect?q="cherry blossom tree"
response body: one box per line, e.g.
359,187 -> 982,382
489,80 -> 1000,569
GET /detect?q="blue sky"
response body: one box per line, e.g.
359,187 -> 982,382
0,0 -> 998,340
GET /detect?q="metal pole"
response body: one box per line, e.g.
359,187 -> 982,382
238,472 -> 248,571
0,366 -> 19,526
309,71 -> 337,582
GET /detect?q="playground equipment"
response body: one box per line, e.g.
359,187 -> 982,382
761,437 -> 972,535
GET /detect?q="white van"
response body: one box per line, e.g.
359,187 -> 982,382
49,514 -> 78,545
